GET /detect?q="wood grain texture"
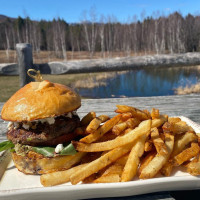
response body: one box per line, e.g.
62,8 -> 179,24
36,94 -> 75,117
0,93 -> 200,141
16,43 -> 34,87
78,94 -> 200,122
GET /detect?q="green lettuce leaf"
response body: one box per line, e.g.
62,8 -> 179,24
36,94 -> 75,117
32,143 -> 77,157
0,140 -> 14,152
32,146 -> 55,157
60,143 -> 77,155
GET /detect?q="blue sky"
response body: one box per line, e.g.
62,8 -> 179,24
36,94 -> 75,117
0,0 -> 200,22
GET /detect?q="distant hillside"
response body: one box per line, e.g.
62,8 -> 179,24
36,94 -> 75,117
0,14 -> 15,22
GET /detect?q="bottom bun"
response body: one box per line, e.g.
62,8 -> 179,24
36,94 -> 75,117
12,151 -> 82,175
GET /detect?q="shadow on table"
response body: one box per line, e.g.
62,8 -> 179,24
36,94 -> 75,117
171,190 -> 200,200
86,190 -> 200,200
87,192 -> 174,200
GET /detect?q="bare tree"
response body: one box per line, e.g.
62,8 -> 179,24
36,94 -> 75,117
2,11 -> 200,61
99,15 -> 105,58
5,26 -> 10,60
81,11 -> 91,56
90,7 -> 97,58
58,19 -> 67,60
132,15 -> 138,55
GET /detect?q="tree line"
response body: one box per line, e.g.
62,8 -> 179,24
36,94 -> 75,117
0,11 -> 200,60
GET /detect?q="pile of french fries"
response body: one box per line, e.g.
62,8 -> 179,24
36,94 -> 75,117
40,105 -> 200,187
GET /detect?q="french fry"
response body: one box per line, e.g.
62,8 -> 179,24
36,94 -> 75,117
162,122 -> 194,134
98,115 -> 110,122
152,115 -> 168,128
163,114 -> 168,120
176,121 -> 187,126
94,164 -> 123,183
70,143 -> 133,185
116,105 -> 150,120
38,104 -> 200,187
97,132 -> 117,142
86,115 -> 110,134
36,152 -> 86,174
126,118 -> 141,129
197,134 -> 200,146
138,151 -> 156,176
151,127 -> 168,155
121,112 -> 133,121
113,118 -> 140,136
160,132 -> 197,176
115,154 -> 129,166
81,152 -> 102,164
139,133 -> 174,179
173,143 -> 199,166
74,127 -> 87,136
123,128 -> 132,135
82,174 -> 98,183
40,163 -> 88,186
143,109 -> 151,118
102,164 -> 123,176
162,122 -> 174,133
186,160 -> 200,176
112,121 -> 127,135
168,117 -> 181,124
159,132 -> 165,141
151,108 -> 160,120
73,120 -> 151,152
81,112 -> 96,126
80,114 -> 122,143
86,118 -> 102,134
170,131 -> 197,158
121,134 -> 147,182
94,174 -> 121,183
144,140 -> 153,152
160,162 -> 173,176
184,157 -> 199,168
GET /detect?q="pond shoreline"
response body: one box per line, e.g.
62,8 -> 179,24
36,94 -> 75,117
76,66 -> 200,98
1,52 -> 200,75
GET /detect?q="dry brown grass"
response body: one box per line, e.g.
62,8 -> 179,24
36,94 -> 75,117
0,50 -> 155,64
73,72 -> 123,89
175,83 -> 200,95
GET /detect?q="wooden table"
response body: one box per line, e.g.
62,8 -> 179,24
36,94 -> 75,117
1,94 -> 200,200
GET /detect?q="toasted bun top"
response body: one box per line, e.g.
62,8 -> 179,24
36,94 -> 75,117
1,80 -> 81,122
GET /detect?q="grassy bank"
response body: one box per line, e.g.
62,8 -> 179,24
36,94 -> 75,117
0,74 -> 91,102
0,76 -> 20,102
0,72 -> 120,102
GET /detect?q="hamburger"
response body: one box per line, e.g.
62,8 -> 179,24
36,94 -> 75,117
0,80 -> 81,175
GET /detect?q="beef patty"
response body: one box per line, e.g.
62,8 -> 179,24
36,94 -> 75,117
7,115 -> 80,146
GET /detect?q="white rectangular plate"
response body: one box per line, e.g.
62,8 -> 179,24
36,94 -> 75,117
0,116 -> 200,200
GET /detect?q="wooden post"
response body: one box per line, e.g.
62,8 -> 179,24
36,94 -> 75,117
16,43 -> 34,87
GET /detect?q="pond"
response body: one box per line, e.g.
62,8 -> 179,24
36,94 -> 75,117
75,66 -> 200,98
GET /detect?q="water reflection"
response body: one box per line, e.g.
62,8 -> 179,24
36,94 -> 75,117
76,66 -> 200,98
